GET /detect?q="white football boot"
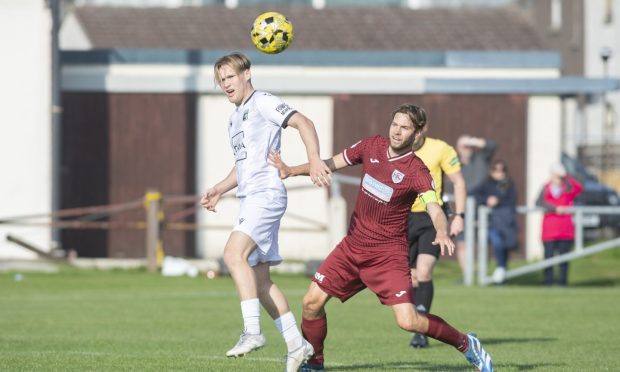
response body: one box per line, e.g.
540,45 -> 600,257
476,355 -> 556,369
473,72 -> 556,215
285,339 -> 315,372
226,332 -> 266,357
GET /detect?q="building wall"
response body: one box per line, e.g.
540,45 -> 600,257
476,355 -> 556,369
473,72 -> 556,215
60,92 -> 196,258
519,0 -> 584,75
526,96 -> 562,260
0,0 -> 52,259
584,0 -> 620,146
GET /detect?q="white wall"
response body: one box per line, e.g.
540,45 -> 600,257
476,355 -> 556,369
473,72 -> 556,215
584,1 -> 620,146
196,95 -> 334,262
526,96 -> 562,260
59,12 -> 92,50
0,0 -> 52,258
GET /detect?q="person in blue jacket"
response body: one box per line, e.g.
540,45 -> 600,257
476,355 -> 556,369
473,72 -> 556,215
473,160 -> 518,284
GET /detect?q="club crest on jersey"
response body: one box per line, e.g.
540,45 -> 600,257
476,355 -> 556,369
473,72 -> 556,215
392,170 -> 405,184
242,109 -> 249,121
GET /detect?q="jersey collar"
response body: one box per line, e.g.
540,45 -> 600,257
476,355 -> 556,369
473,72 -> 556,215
386,149 -> 413,162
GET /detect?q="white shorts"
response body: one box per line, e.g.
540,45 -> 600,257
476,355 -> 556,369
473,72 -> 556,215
233,193 -> 287,267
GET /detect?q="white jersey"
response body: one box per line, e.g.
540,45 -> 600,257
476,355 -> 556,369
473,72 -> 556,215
228,90 -> 297,198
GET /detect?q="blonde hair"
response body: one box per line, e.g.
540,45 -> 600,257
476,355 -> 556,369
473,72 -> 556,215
213,52 -> 252,85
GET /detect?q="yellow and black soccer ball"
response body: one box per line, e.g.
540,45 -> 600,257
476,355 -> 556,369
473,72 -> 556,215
250,12 -> 294,54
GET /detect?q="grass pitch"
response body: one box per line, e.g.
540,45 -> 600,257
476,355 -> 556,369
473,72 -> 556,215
1,248 -> 619,371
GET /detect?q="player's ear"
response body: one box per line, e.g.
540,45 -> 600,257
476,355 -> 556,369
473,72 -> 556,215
243,68 -> 251,82
413,128 -> 423,141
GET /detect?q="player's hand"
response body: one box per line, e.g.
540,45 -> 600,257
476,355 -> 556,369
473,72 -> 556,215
309,157 -> 332,187
200,187 -> 221,212
556,206 -> 569,214
268,151 -> 293,179
487,195 -> 499,207
449,215 -> 464,237
432,232 -> 455,256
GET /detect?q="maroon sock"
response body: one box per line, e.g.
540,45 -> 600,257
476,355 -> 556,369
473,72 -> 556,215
301,315 -> 327,365
425,313 -> 468,352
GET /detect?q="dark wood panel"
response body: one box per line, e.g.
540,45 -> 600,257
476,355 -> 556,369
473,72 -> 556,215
333,94 -> 528,256
107,93 -> 196,258
60,92 -> 109,257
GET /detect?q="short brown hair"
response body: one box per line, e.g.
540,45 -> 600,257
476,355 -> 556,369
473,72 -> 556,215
391,103 -> 427,133
213,52 -> 252,84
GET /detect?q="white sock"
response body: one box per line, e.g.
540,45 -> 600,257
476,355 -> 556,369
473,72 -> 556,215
275,311 -> 303,352
240,298 -> 261,335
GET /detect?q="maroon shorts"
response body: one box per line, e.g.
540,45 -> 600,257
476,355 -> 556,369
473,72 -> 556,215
312,239 -> 414,305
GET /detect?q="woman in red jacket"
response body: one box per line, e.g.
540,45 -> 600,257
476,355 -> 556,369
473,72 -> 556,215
535,164 -> 583,286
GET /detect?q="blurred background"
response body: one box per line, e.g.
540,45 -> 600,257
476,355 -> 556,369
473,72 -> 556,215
1,0 -> 619,270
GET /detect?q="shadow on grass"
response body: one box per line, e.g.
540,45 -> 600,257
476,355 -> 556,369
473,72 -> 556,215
480,336 -> 557,345
328,361 -> 562,371
327,361 -> 468,371
570,278 -> 619,287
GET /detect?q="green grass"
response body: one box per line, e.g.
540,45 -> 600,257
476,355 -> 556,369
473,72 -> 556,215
1,249 -> 619,371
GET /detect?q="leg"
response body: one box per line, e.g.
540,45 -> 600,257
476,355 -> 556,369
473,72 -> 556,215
456,239 -> 467,277
414,254 -> 437,314
301,282 -> 332,368
254,262 -> 313,370
222,231 -> 267,357
223,231 -> 259,301
488,229 -> 507,284
391,304 -> 493,372
543,241 -> 555,286
406,214 -> 438,348
392,303 -> 465,347
410,254 -> 437,348
557,240 -> 572,286
254,262 -> 290,319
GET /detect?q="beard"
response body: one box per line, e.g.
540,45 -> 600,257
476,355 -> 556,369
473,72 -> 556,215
390,135 -> 415,153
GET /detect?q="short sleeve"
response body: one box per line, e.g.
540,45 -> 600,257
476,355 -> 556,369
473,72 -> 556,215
254,92 -> 297,128
440,144 -> 461,175
342,136 -> 376,166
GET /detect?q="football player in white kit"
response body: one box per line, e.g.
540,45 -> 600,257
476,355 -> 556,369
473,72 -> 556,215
201,52 -> 331,372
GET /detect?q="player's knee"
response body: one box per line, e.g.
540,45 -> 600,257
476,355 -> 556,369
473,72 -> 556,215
416,268 -> 432,282
223,249 -> 243,269
302,293 -> 323,316
395,316 -> 417,332
415,262 -> 433,281
396,313 -> 425,333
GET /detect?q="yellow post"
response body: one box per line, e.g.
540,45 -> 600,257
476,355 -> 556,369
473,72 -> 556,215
144,190 -> 164,272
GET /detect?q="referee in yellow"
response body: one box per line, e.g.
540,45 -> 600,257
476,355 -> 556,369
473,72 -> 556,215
407,119 -> 467,348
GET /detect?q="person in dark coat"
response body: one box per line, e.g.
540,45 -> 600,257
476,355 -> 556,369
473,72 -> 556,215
473,160 -> 518,284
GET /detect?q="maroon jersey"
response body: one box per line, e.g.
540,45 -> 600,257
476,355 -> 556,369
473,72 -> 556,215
342,135 -> 434,251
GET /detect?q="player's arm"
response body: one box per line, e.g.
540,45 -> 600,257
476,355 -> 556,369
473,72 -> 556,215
422,191 -> 455,256
446,170 -> 466,236
286,112 -> 332,186
200,166 -> 237,212
269,152 -> 348,179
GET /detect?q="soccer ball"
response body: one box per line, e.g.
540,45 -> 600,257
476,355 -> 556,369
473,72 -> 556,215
250,12 -> 294,54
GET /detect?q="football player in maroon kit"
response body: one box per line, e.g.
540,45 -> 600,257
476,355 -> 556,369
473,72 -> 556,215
269,104 -> 493,372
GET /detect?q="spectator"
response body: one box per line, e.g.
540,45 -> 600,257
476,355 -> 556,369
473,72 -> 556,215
536,163 -> 583,287
474,160 -> 518,284
452,136 -> 496,276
